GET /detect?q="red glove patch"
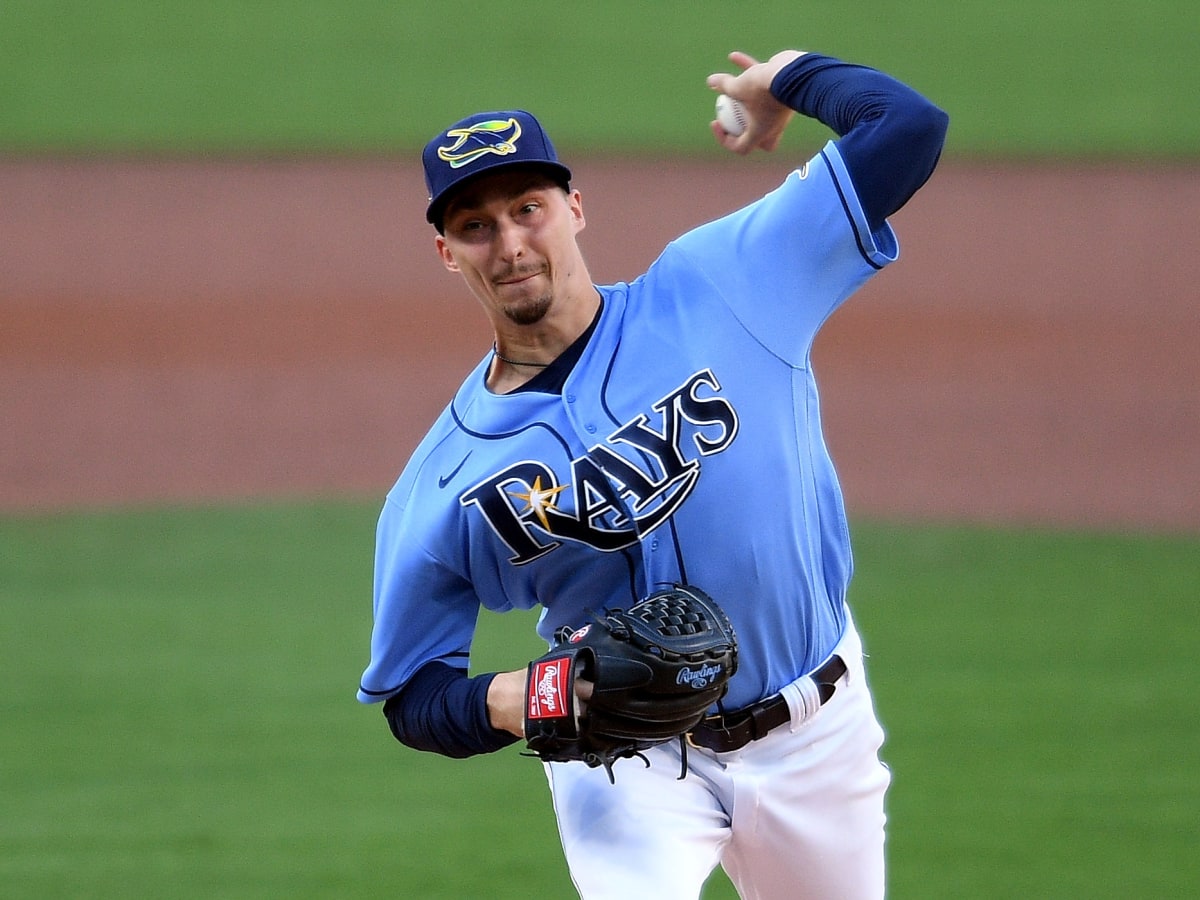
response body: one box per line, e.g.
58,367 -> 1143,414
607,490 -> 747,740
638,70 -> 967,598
527,657 -> 572,720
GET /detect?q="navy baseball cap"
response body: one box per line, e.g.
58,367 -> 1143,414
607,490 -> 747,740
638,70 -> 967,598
422,109 -> 572,228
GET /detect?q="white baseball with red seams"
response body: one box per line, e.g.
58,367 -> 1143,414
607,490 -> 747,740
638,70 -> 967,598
715,94 -> 747,135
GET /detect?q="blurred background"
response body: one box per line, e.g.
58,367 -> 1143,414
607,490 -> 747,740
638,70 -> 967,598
2,3 -> 1197,897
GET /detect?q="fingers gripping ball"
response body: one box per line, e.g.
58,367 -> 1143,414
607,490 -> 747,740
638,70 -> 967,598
523,585 -> 738,781
715,94 -> 747,136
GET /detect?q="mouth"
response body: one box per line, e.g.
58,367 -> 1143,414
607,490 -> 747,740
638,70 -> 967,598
494,267 -> 543,287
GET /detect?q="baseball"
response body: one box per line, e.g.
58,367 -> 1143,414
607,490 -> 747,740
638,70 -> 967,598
715,94 -> 747,136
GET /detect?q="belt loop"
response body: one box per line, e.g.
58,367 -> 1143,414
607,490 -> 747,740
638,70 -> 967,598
780,673 -> 823,731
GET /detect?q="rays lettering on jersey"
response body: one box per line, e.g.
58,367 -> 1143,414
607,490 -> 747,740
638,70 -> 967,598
461,369 -> 738,564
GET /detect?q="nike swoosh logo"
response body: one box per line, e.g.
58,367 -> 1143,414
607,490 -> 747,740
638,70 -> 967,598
438,452 -> 472,489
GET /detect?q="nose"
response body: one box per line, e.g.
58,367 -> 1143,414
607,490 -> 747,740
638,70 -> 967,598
496,218 -> 526,261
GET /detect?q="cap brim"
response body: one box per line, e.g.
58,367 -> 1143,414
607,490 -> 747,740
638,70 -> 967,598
426,161 -> 572,227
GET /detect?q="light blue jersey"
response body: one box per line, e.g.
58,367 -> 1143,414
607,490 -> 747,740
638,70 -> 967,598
359,141 -> 897,710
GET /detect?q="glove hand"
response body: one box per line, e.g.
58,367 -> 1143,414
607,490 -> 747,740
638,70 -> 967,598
522,584 -> 738,781
486,670 -> 594,738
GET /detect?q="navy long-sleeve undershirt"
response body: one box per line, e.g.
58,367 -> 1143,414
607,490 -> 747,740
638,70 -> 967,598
383,661 -> 518,757
770,53 -> 949,232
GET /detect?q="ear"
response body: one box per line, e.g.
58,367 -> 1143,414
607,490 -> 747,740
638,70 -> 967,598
568,188 -> 586,235
435,234 -> 460,272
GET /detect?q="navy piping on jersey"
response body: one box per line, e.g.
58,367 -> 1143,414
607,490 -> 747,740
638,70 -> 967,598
771,53 -> 948,235
594,328 -> 691,586
357,649 -> 469,699
448,405 -> 576,458
821,148 -> 886,271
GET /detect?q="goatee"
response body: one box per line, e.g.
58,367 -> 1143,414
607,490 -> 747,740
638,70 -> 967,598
504,294 -> 553,326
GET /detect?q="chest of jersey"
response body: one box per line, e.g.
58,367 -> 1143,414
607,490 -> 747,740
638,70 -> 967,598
459,363 -> 740,567
450,274 -> 811,574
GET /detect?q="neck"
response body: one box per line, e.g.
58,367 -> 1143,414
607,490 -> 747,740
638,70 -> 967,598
491,286 -> 601,367
492,344 -> 550,368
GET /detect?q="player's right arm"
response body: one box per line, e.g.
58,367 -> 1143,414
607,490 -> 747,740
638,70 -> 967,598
382,661 -> 520,756
361,489 -> 582,754
385,655 -> 592,749
484,670 -> 590,739
485,668 -> 528,738
359,490 -> 525,757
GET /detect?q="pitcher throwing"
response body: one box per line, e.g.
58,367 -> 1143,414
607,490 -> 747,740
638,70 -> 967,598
358,46 -> 948,899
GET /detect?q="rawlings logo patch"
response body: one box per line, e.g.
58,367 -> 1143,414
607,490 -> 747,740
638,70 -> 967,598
677,663 -> 723,689
528,657 -> 570,719
568,624 -> 591,644
437,117 -> 522,169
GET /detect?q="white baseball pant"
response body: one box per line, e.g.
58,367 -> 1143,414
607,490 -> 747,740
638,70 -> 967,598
544,613 -> 890,900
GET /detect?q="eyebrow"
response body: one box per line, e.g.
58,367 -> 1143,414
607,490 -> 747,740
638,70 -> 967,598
447,173 -> 560,216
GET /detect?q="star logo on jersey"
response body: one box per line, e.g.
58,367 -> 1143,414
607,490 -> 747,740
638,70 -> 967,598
508,475 -> 569,531
437,117 -> 523,169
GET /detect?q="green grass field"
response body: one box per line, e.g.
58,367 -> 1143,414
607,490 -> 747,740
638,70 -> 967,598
1,1 -> 1197,156
2,502 -> 1197,898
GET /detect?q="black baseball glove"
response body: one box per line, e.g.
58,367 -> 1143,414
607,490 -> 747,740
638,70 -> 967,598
523,584 -> 738,781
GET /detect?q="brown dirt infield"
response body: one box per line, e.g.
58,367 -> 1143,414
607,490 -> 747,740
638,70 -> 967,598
2,156 -> 1197,532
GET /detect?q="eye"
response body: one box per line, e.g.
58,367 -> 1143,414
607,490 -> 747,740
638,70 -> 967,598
451,218 -> 490,240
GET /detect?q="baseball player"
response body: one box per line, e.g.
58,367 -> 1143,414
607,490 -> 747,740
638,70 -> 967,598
358,47 -> 948,899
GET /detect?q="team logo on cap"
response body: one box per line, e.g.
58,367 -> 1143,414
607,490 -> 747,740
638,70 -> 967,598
437,117 -> 523,169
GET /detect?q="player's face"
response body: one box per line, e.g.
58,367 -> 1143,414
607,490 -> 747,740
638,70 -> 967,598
436,170 -> 587,327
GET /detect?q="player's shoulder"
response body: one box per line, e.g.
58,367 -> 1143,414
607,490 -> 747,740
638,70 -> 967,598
385,392 -> 479,505
678,145 -> 842,239
387,426 -> 449,503
667,141 -> 888,266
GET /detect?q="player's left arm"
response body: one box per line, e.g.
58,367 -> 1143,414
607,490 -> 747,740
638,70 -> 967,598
708,50 -> 949,231
770,53 -> 949,230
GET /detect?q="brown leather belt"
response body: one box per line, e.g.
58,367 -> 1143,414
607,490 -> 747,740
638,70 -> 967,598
686,654 -> 848,753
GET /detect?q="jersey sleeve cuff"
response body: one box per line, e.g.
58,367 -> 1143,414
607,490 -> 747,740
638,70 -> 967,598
819,141 -> 899,270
